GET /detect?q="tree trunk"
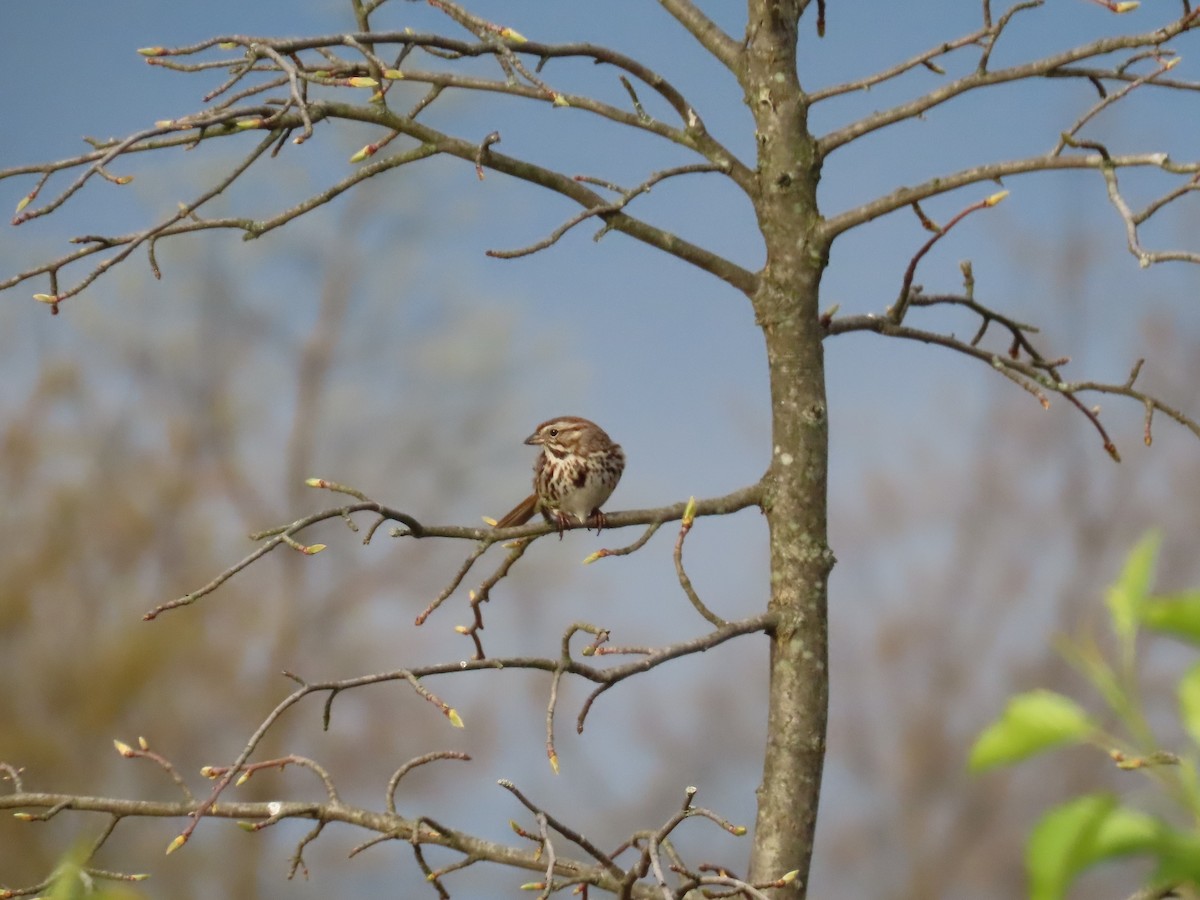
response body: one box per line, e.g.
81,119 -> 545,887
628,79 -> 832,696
743,3 -> 833,895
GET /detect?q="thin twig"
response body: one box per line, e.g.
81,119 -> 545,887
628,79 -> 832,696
498,780 -> 625,880
1053,56 -> 1180,156
386,751 -> 471,815
151,485 -> 761,621
673,501 -> 726,627
486,163 -> 726,260
891,191 -> 1007,324
828,312 -> 1200,454
820,10 -> 1200,153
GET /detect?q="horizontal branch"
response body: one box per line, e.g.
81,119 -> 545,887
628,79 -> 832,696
272,613 -> 773,709
3,125 -> 264,182
1,21 -> 770,305
1047,65 -> 1200,94
657,0 -> 744,73
486,163 -> 729,260
144,483 -> 764,620
0,791 -> 662,898
142,29 -> 755,189
827,310 -> 1200,453
413,482 -> 761,540
325,100 -> 760,294
0,606 -> 772,891
371,66 -> 696,147
3,102 -> 757,304
821,151 -> 1200,239
812,0 -> 1192,107
819,10 -> 1200,154
807,23 -> 990,103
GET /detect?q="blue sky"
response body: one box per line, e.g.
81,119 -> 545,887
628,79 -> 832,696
5,0 -> 1194,467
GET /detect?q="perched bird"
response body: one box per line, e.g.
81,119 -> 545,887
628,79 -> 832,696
495,416 -> 625,536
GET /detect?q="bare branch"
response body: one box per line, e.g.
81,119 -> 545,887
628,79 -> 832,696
127,30 -> 754,183
5,99 -> 756,303
891,191 -> 1008,324
1052,56 -> 1182,156
808,25 -> 990,102
0,762 -> 25,793
1098,161 -> 1200,268
3,126 -> 282,304
252,44 -> 316,141
0,789 -> 660,898
581,521 -> 664,564
2,125 -> 245,186
326,99 -> 758,293
657,0 -> 744,72
287,821 -> 326,880
386,751 -> 471,816
200,755 -> 340,805
535,813 -> 556,900
819,11 -> 1200,154
417,540 -> 491,626
486,163 -> 729,260
821,151 -> 1200,239
474,129 -> 501,180
976,1 -> 1044,74
113,737 -> 196,804
575,613 -> 777,732
2,24 -> 767,305
545,661 -> 566,777
827,308 -> 1200,455
620,74 -> 651,121
498,779 -> 625,880
460,537 -> 534,658
147,484 -> 763,621
368,65 -> 693,147
674,501 -> 727,628
1048,65 -> 1200,93
192,618 -> 771,777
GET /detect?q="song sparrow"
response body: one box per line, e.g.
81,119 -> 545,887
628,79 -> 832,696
494,416 -> 625,537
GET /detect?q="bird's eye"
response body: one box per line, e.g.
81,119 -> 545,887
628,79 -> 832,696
548,428 -> 559,437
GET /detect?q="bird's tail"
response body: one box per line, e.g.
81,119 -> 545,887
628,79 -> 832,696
494,493 -> 538,528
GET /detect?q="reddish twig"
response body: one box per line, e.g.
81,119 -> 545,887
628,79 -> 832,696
891,190 -> 1008,324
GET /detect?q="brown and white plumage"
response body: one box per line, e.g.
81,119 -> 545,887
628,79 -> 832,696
495,416 -> 625,536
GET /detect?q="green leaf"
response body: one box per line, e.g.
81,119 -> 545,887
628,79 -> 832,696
1153,829 -> 1200,887
1106,531 -> 1160,645
969,690 -> 1094,772
1142,590 -> 1200,645
1179,661 -> 1200,749
1027,794 -> 1160,900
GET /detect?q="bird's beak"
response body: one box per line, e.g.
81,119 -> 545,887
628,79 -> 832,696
524,432 -> 543,446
